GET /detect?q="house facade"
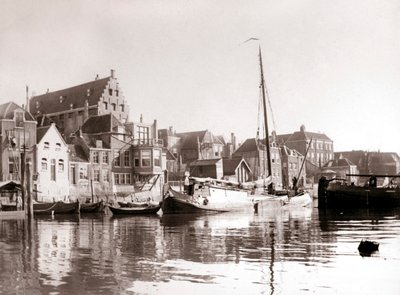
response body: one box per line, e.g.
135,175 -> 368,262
280,145 -> 307,189
222,157 -> 251,183
33,123 -> 69,202
277,125 -> 334,168
0,102 -> 37,182
321,158 -> 359,184
232,138 -> 283,189
29,70 -> 129,141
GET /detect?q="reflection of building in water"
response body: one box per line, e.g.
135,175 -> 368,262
37,222 -> 74,287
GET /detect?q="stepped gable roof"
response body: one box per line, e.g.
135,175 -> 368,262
30,76 -> 110,114
81,113 -> 122,134
68,144 -> 89,162
36,126 -> 51,143
176,130 -> 208,149
0,102 -> 35,121
223,157 -> 249,175
189,158 -> 221,166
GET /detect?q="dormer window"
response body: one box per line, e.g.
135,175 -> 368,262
36,101 -> 40,109
59,95 -> 66,103
96,140 -> 103,148
86,88 -> 92,96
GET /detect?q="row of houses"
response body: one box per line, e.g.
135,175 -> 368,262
2,69 -> 398,202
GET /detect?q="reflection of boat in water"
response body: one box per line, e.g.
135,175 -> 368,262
34,213 -> 80,222
318,174 -> 400,209
108,202 -> 161,215
33,201 -> 80,215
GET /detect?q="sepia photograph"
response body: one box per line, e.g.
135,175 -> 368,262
0,1 -> 399,294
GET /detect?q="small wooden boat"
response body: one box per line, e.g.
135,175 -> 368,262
108,203 -> 161,215
80,201 -> 105,213
33,201 -> 80,215
118,201 -> 153,208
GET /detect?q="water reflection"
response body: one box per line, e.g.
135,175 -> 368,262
0,206 -> 399,294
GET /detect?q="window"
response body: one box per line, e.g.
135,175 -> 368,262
79,167 -> 88,179
103,170 -> 109,182
96,140 -> 102,148
50,159 -> 56,181
154,149 -> 161,167
103,102 -> 108,110
93,151 -> 99,163
44,142 -> 49,149
116,90 -> 119,97
55,143 -> 61,150
103,152 -> 109,164
124,150 -> 130,167
120,104 -> 124,112
114,151 -> 120,166
9,157 -> 17,174
114,173 -> 120,184
125,173 -> 131,184
111,103 -> 116,111
134,151 -> 139,167
137,126 -> 149,144
78,111 -> 83,116
94,170 -> 100,182
86,88 -> 92,96
109,88 -> 113,96
68,113 -> 73,119
141,150 -> 151,167
58,159 -> 64,171
41,158 -> 47,171
70,165 -> 76,184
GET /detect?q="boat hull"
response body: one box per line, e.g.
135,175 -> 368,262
33,201 -> 80,215
108,205 -> 160,215
162,187 -> 254,214
80,201 -> 105,213
319,182 -> 400,208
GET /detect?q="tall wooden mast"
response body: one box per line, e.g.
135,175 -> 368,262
258,46 -> 272,177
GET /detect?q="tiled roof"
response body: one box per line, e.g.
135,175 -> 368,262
68,144 -> 89,162
189,158 -> 221,166
323,158 -> 355,168
29,77 -> 110,115
223,157 -> 248,175
36,126 -> 51,143
176,130 -> 208,149
81,113 -> 122,134
0,102 -> 35,121
288,131 -> 332,142
81,134 -> 110,149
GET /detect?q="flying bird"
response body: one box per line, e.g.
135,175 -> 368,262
239,37 -> 259,45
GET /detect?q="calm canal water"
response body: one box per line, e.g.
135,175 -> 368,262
1,202 -> 399,295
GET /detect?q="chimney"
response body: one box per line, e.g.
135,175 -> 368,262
83,99 -> 89,122
110,69 -> 115,79
25,85 -> 30,113
231,132 -> 236,151
153,119 -> 158,140
140,114 -> 143,123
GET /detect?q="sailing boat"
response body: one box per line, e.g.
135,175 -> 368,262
251,46 -> 312,209
161,46 -> 311,214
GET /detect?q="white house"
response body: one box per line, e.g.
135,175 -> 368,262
33,123 -> 69,202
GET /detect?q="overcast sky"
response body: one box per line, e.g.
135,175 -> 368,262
1,0 -> 399,153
